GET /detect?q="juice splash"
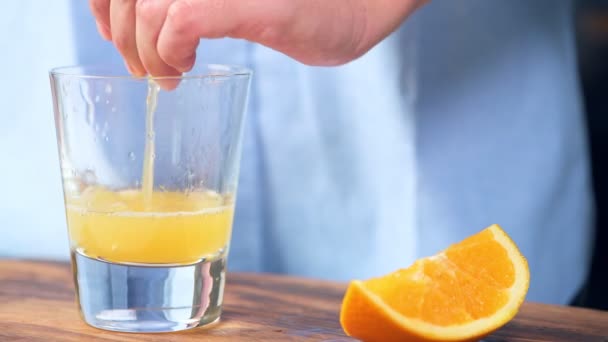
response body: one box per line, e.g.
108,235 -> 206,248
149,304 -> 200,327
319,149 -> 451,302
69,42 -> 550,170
66,187 -> 234,264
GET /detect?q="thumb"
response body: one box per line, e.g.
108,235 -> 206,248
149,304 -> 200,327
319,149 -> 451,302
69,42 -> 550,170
157,0 -> 245,71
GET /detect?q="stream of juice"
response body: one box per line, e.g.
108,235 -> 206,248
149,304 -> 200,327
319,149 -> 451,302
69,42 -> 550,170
142,80 -> 158,207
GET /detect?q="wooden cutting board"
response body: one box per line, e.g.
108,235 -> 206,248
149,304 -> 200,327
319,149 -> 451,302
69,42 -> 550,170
0,260 -> 606,341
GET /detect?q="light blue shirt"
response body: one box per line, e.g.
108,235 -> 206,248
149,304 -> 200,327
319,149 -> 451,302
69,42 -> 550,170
0,2 -> 75,260
1,0 -> 592,306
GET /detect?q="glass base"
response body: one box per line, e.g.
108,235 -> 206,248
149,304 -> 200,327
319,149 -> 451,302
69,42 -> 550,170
71,249 -> 227,333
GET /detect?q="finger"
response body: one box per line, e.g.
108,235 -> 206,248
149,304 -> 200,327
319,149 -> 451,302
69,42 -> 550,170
135,0 -> 181,89
89,0 -> 112,40
110,0 -> 146,76
95,20 -> 112,41
158,0 -> 244,72
158,0 -> 303,70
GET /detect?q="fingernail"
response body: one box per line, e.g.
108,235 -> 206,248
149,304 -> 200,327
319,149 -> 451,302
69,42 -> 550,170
157,79 -> 181,91
125,62 -> 135,74
96,21 -> 112,41
176,54 -> 196,73
134,68 -> 147,78
124,62 -> 146,78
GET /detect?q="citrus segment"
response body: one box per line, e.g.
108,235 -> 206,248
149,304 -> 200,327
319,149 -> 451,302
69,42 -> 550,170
340,224 -> 529,342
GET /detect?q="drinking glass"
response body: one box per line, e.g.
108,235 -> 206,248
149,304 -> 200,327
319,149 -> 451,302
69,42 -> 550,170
50,65 -> 251,333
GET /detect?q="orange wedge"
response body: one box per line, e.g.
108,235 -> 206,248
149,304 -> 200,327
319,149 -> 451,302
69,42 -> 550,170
340,224 -> 529,342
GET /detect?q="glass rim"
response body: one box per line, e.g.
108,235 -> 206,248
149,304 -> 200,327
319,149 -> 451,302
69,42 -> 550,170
49,64 -> 252,80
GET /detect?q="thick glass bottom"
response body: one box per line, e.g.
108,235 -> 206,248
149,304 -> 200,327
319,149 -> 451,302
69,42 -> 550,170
71,248 -> 227,333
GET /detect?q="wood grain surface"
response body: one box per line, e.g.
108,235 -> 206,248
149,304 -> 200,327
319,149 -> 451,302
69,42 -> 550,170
0,260 -> 606,341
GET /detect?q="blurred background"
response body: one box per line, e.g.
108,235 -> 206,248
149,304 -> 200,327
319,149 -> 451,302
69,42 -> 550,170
576,0 -> 608,310
0,1 -> 606,311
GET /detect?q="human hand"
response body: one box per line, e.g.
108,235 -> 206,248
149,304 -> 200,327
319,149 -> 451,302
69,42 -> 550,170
90,0 -> 426,86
